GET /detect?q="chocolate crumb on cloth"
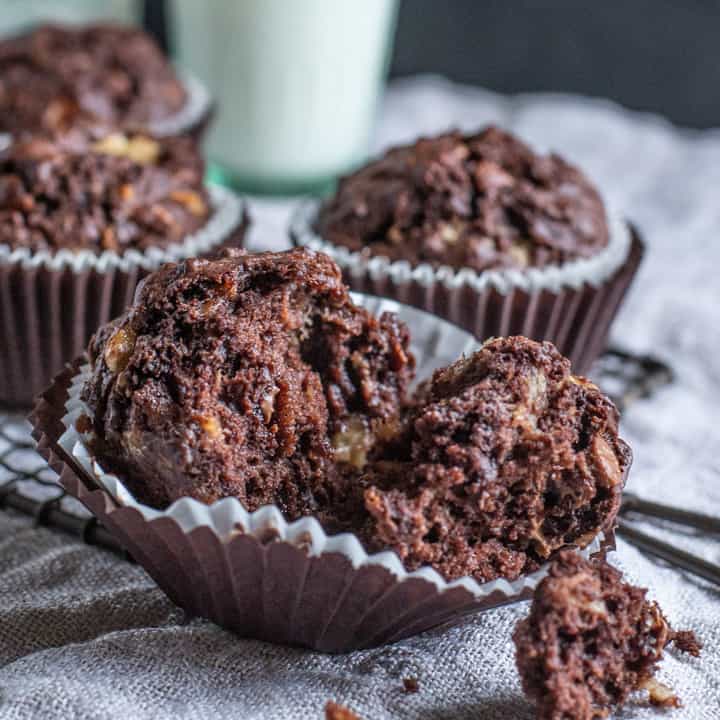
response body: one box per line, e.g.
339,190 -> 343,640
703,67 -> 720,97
513,551 -> 702,720
324,701 -> 362,720
82,248 -> 414,516
402,677 -> 420,694
0,23 -> 186,136
315,126 -> 609,272
359,336 -> 630,582
0,128 -> 209,254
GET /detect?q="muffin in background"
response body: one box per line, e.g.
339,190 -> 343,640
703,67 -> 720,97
0,127 -> 248,407
0,129 -> 209,254
0,23 -> 209,139
291,126 -> 644,374
317,126 -> 608,272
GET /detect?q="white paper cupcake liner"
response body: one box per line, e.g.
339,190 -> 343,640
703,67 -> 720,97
0,184 -> 248,407
289,201 -> 645,375
32,296 -> 616,652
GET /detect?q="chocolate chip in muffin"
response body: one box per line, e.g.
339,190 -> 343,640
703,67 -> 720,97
0,23 -> 186,135
0,129 -> 209,253
513,551 -> 701,720
316,126 -> 609,272
82,248 -> 414,518
359,336 -> 630,582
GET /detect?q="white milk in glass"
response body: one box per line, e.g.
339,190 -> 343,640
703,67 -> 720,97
171,0 -> 398,193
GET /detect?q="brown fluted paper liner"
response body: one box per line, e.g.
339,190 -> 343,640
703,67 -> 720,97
0,187 -> 248,408
31,362 -> 620,654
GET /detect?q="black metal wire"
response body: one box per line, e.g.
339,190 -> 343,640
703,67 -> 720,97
0,346 -> 675,560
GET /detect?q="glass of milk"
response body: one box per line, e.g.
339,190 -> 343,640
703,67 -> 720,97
170,0 -> 399,195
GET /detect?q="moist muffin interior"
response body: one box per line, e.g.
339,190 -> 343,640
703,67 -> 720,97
82,248 -> 414,516
513,551 -> 701,719
0,129 -> 209,253
82,251 -> 629,584
0,23 -> 186,135
316,125 -> 609,272
359,336 -> 629,582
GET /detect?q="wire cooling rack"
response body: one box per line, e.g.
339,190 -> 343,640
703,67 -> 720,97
0,347 -> 675,559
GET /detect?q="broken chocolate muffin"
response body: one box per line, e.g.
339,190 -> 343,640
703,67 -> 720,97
316,126 -> 609,272
514,551 -> 701,720
82,248 -> 414,514
360,337 -> 630,582
0,23 -> 186,136
0,129 -> 209,253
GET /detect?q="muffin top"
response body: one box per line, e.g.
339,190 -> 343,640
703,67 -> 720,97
316,126 -> 609,272
513,551 -> 701,719
360,336 -> 629,582
0,23 -> 186,136
0,129 -> 210,253
82,248 -> 414,515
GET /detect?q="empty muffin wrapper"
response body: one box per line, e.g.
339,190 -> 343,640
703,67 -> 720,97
290,201 -> 644,376
0,184 -> 248,407
33,296 -> 615,653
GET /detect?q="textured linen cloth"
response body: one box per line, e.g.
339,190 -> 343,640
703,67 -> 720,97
1,76 -> 719,719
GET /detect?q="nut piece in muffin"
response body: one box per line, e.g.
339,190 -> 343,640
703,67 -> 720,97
0,129 -> 209,254
361,336 -> 630,582
513,551 -> 701,719
316,126 -> 608,272
0,23 -> 186,135
81,248 -> 414,515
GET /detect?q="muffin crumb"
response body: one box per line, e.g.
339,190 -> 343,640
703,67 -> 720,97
513,551 -> 700,720
402,677 -> 419,693
325,701 -> 361,720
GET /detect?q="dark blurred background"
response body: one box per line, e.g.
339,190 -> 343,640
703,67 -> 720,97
389,0 -> 717,128
152,0 -> 718,129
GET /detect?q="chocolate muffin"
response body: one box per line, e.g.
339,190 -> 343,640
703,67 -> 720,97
316,126 -> 609,272
360,337 -> 630,582
292,126 -> 644,375
81,248 -> 414,514
514,551 -> 701,719
0,129 -> 209,254
0,23 -> 186,136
